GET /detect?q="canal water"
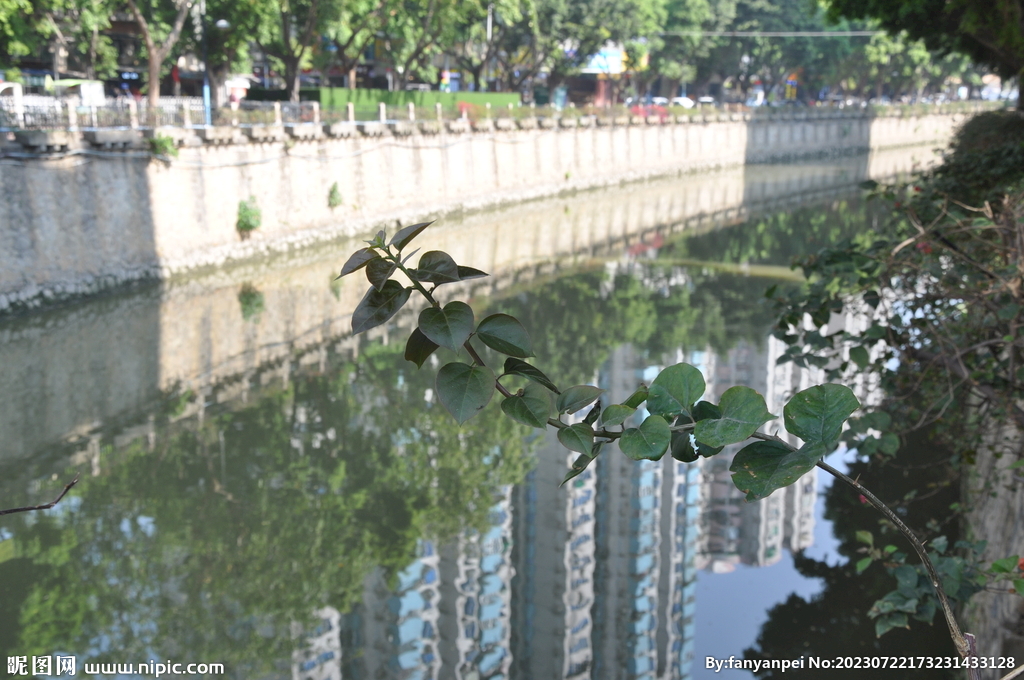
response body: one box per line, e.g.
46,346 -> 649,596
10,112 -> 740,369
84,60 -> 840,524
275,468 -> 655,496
0,149 -> 955,680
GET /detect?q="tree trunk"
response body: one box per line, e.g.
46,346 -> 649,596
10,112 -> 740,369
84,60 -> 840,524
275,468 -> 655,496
1019,67 -> 1024,111
148,50 -> 162,112
285,56 -> 301,103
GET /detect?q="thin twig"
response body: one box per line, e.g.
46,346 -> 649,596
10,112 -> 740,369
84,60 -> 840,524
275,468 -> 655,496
817,459 -> 972,660
1001,664 -> 1024,680
0,474 -> 81,517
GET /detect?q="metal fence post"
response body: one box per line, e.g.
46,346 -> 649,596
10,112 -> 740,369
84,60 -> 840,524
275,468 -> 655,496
347,101 -> 354,123
273,102 -> 282,126
378,102 -> 386,122
181,100 -> 191,128
311,101 -> 320,125
486,101 -> 491,118
408,102 -> 415,121
128,99 -> 138,129
435,102 -> 442,122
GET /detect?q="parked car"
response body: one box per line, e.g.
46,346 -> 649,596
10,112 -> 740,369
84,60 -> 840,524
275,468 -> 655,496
671,96 -> 695,108
697,96 -> 716,106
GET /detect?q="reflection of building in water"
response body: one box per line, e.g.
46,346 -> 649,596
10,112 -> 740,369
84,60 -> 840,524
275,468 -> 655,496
510,426 -> 598,680
439,486 -> 515,680
695,338 -> 819,572
590,345 -> 700,680
344,540 -> 441,680
293,607 -> 342,680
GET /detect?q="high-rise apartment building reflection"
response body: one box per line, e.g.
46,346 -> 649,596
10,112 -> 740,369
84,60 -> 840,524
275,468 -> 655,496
331,324 -> 820,679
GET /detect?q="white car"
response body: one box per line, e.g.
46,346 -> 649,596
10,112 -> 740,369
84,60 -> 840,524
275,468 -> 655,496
671,96 -> 695,108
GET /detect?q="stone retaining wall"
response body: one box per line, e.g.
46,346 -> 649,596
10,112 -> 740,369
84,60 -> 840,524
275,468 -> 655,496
0,111 -> 963,314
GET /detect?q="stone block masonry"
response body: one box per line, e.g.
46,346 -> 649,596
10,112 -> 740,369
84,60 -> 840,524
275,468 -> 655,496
0,111 -> 964,314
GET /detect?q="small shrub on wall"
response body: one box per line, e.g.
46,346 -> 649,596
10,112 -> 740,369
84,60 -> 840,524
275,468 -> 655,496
237,197 -> 262,238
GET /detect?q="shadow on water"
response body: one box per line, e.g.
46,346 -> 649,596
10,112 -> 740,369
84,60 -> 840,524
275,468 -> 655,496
0,152 -> 951,679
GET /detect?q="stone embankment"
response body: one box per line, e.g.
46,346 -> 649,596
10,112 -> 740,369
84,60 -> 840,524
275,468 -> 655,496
0,109 -> 964,314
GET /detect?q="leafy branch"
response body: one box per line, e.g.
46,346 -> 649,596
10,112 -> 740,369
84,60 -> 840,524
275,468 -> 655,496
338,221 -> 990,672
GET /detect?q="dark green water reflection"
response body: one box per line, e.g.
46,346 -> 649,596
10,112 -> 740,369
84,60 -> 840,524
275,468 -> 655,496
0,163 -> 950,680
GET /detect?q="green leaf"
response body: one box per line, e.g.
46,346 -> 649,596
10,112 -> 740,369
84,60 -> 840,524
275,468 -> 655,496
476,314 -> 534,358
389,220 -> 433,251
502,358 -> 559,393
583,403 -> 601,425
694,386 -> 776,448
365,256 -> 397,290
856,557 -> 873,574
929,536 -> 948,554
879,432 -> 900,455
784,384 -> 860,447
405,328 -> 439,368
670,431 -> 699,463
560,443 -> 603,487
414,251 -> 461,283
1014,579 -> 1024,596
601,404 -> 635,427
729,441 -> 826,501
418,301 -> 475,352
620,415 -> 671,461
646,363 -> 706,418
623,386 -> 649,409
457,266 -> 489,280
849,345 -> 870,369
990,555 -> 1020,574
1009,459 -> 1024,470
856,530 -> 874,547
351,281 -> 411,334
435,362 -> 495,425
874,613 -> 908,637
692,401 -> 721,421
337,247 -> 379,278
558,423 -> 594,456
556,385 -> 605,414
500,382 -> 552,428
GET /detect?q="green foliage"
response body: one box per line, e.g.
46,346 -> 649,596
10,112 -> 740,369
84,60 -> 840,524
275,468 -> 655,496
556,385 -> 605,415
692,386 -> 776,448
236,196 -> 262,234
435,362 -> 495,424
147,135 -> 179,158
475,314 -> 534,358
647,362 -> 706,418
772,114 -> 1024,461
620,415 -> 672,461
328,182 -> 342,209
500,382 -> 553,428
237,283 -> 265,322
557,422 -> 595,456
731,441 -> 825,501
419,301 -> 475,352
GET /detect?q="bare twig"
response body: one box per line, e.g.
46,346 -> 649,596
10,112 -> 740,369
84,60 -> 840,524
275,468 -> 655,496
0,474 -> 81,517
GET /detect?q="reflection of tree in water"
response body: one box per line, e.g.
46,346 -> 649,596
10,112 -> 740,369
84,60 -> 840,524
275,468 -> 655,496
743,428 -> 962,678
0,340 -> 531,676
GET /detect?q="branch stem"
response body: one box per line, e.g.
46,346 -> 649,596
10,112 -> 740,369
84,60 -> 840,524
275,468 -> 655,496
0,474 -> 81,517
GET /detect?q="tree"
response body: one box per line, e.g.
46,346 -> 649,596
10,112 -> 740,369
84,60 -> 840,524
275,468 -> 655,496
823,0 -> 1024,108
254,0 -> 343,102
124,0 -> 194,110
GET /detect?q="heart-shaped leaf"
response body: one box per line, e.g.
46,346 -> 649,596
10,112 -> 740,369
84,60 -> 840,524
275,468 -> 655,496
692,401 -> 721,421
476,314 -> 534,358
337,247 -> 379,278
389,221 -> 433,251
620,415 -> 671,461
418,301 -> 475,352
413,251 -> 461,283
435,362 -> 495,425
556,385 -> 605,414
502,358 -> 559,393
560,442 -> 604,487
693,386 -> 776,448
601,404 -> 635,427
784,384 -> 861,448
405,328 -> 439,368
646,363 -> 706,418
351,281 -> 411,334
365,256 -> 397,291
457,266 -> 489,280
557,422 -> 594,456
500,382 -> 552,428
729,440 -> 826,501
